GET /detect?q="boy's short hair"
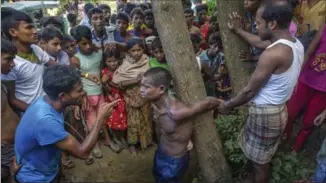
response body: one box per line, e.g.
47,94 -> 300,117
1,9 -> 33,40
98,4 -> 111,11
151,37 -> 163,50
144,9 -> 153,17
70,25 -> 92,42
62,34 -> 75,45
43,65 -> 81,100
116,12 -> 129,22
195,4 -> 208,14
138,3 -> 149,11
67,13 -> 77,23
87,8 -> 104,20
190,33 -> 202,44
208,32 -> 223,48
41,26 -> 63,42
40,16 -> 64,32
1,38 -> 17,55
126,37 -> 145,50
130,7 -> 144,19
143,67 -> 172,90
110,13 -> 117,24
123,3 -> 137,16
84,3 -> 94,14
210,15 -> 217,23
184,8 -> 194,14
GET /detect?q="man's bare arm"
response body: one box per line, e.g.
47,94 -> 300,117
224,49 -> 280,109
168,97 -> 220,121
235,29 -> 271,49
3,81 -> 29,112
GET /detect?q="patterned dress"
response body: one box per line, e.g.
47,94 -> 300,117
102,68 -> 127,131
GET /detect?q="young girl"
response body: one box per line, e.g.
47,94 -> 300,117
112,37 -> 153,156
101,51 -> 128,151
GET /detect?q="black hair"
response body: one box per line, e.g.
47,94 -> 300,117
130,7 -> 144,19
126,37 -> 145,50
208,32 -> 223,49
84,3 -> 95,14
87,8 -> 104,21
138,3 -> 149,11
62,34 -> 75,45
195,4 -> 208,14
210,15 -> 217,23
1,38 -> 17,55
103,50 -> 120,59
117,3 -> 125,13
43,65 -> 81,100
261,0 -> 293,29
1,10 -> 33,40
144,9 -> 153,17
151,37 -> 162,50
98,4 -> 111,11
70,25 -> 92,42
67,13 -> 77,23
116,12 -> 129,22
123,3 -> 137,16
184,8 -> 194,14
40,16 -> 64,32
41,26 -> 63,42
111,13 -> 117,24
143,67 -> 172,90
190,33 -> 202,44
37,30 -> 42,42
146,3 -> 152,9
1,165 -> 10,183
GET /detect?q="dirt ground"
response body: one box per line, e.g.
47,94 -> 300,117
61,141 -> 197,183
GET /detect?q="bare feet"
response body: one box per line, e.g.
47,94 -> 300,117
104,141 -> 122,153
92,144 -> 103,159
61,159 -> 75,169
85,156 -> 94,165
130,145 -> 137,157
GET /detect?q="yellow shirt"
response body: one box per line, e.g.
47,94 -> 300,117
296,0 -> 326,36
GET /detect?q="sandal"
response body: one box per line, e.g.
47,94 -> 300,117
85,156 -> 94,165
62,159 -> 75,169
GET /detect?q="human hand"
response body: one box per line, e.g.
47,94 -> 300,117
81,95 -> 88,112
239,50 -> 253,62
314,109 -> 326,126
97,100 -> 121,122
137,73 -> 143,82
228,12 -> 243,31
187,140 -> 193,151
74,105 -> 81,120
218,100 -> 231,114
12,157 -> 22,176
88,74 -> 101,85
206,97 -> 222,110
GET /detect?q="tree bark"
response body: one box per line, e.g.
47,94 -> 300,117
152,1 -> 232,182
216,0 -> 251,96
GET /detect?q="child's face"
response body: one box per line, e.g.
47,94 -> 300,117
140,76 -> 164,101
244,0 -> 260,12
208,42 -> 219,56
132,14 -> 144,29
91,13 -> 105,32
62,40 -> 77,57
1,52 -> 16,75
116,19 -> 129,33
45,37 -> 62,57
184,13 -> 194,26
197,10 -> 207,23
128,44 -> 144,61
152,48 -> 166,63
105,56 -> 119,71
77,38 -> 93,55
145,16 -> 154,28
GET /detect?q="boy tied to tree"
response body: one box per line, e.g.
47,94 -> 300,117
140,68 -> 221,183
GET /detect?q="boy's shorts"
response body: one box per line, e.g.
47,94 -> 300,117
153,146 -> 189,183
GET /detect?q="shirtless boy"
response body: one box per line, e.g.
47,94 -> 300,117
140,67 -> 220,183
1,38 -> 20,183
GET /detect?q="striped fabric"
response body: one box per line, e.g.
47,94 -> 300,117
238,104 -> 288,164
1,143 -> 14,168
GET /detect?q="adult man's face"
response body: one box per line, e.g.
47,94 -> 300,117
184,13 -> 194,26
140,76 -> 164,101
197,10 -> 207,23
255,6 -> 273,41
91,13 -> 105,32
61,80 -> 85,106
244,0 -> 261,12
10,21 -> 37,44
1,53 -> 15,75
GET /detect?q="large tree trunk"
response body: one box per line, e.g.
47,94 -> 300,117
152,1 -> 232,182
216,0 -> 251,95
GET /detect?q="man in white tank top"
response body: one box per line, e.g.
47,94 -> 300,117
218,1 -> 304,182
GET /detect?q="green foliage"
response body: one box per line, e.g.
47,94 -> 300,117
207,0 -> 216,16
216,115 -> 315,182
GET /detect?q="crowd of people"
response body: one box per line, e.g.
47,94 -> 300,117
1,0 -> 325,183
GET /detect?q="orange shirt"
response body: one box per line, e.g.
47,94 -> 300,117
295,0 -> 326,36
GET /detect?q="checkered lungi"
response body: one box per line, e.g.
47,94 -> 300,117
238,103 -> 288,164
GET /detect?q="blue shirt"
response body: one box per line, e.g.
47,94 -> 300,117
15,97 -> 68,182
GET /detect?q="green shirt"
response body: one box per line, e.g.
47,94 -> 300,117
149,58 -> 170,71
75,50 -> 103,96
